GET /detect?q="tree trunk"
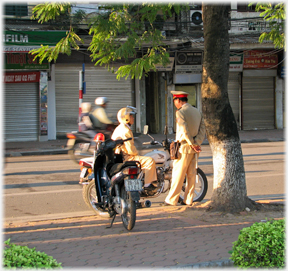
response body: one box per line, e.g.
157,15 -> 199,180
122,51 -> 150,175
201,5 -> 254,213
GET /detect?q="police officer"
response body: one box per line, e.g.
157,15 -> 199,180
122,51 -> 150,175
164,91 -> 206,206
111,106 -> 158,189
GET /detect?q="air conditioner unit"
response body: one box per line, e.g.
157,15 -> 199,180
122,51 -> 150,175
190,10 -> 202,26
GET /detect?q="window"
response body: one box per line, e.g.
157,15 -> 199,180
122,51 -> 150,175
5,4 -> 28,16
237,3 -> 256,12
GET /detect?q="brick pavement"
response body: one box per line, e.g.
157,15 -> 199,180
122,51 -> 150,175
3,206 -> 260,268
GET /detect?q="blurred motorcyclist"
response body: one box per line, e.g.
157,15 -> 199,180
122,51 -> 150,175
90,97 -> 118,139
78,102 -> 97,138
91,97 -> 113,129
111,106 -> 157,189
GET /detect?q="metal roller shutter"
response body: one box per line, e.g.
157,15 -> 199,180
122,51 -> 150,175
242,76 -> 275,130
55,64 -> 133,135
228,72 -> 240,129
4,83 -> 39,142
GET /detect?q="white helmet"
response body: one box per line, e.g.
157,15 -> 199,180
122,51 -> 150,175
117,106 -> 137,124
95,97 -> 108,105
81,102 -> 92,113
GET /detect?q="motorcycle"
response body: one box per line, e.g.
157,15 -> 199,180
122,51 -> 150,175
66,123 -> 118,164
80,133 -> 144,231
79,125 -> 208,213
66,131 -> 96,164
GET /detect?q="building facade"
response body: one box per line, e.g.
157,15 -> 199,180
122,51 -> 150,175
3,2 -> 285,142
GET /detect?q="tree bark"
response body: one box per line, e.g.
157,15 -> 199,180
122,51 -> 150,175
201,5 -> 254,213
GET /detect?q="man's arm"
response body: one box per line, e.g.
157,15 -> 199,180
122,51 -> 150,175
194,117 -> 206,146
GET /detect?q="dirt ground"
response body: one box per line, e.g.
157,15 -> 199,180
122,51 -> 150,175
177,200 -> 285,224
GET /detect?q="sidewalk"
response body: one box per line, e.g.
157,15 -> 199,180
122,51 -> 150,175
3,203 -> 284,269
4,129 -> 285,157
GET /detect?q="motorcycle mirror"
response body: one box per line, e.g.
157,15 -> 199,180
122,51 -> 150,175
143,125 -> 149,135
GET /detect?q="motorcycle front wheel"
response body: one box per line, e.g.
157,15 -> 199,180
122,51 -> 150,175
82,181 -> 105,214
120,186 -> 136,231
68,142 -> 93,164
179,167 -> 208,202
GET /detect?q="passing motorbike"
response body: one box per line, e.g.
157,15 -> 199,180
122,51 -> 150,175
79,125 -> 208,213
66,123 -> 117,164
80,133 -> 144,231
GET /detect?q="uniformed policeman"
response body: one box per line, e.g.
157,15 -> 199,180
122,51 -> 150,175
111,106 -> 158,188
164,91 -> 206,206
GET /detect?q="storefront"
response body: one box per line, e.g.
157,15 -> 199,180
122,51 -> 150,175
242,50 -> 278,130
3,30 -> 66,142
4,71 -> 48,142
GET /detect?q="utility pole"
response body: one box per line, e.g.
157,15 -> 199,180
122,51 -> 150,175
78,64 -> 86,129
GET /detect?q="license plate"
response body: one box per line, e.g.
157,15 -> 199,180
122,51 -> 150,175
124,179 -> 142,192
80,168 -> 88,178
79,143 -> 90,152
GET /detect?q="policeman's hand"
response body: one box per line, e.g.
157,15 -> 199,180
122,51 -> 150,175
191,144 -> 201,153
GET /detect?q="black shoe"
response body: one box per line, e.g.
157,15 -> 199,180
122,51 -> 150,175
145,184 -> 157,190
181,202 -> 193,206
151,181 -> 158,187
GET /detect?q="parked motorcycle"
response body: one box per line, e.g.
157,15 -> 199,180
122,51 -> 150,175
80,133 -> 144,231
80,125 -> 208,214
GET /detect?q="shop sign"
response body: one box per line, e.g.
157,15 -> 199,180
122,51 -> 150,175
3,71 -> 40,83
155,57 -> 174,71
281,66 -> 285,78
175,51 -> 203,73
229,53 -> 243,72
4,52 -> 49,70
243,50 -> 278,69
3,30 -> 67,46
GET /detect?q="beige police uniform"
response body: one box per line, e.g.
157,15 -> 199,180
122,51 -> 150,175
165,96 -> 205,206
111,123 -> 157,186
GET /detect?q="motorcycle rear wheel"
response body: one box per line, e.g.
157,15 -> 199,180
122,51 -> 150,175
120,186 -> 136,231
179,167 -> 208,202
82,181 -> 105,214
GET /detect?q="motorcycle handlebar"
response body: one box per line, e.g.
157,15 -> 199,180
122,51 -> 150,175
142,140 -> 162,146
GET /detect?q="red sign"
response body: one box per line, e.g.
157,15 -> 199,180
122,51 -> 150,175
3,71 -> 40,83
243,50 -> 278,69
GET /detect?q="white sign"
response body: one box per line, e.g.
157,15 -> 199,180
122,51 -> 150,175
3,46 -> 40,52
175,51 -> 203,73
155,57 -> 174,71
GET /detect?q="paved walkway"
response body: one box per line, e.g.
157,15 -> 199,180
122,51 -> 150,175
4,205 -> 277,269
3,129 -> 285,268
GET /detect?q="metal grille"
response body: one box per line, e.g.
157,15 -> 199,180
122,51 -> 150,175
242,76 -> 275,130
4,82 -> 39,142
55,64 -> 133,135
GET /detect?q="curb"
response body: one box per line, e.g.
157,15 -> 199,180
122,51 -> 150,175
4,138 -> 284,157
5,149 -> 68,157
172,259 -> 234,268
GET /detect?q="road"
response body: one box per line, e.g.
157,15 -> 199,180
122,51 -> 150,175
3,141 -> 284,223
